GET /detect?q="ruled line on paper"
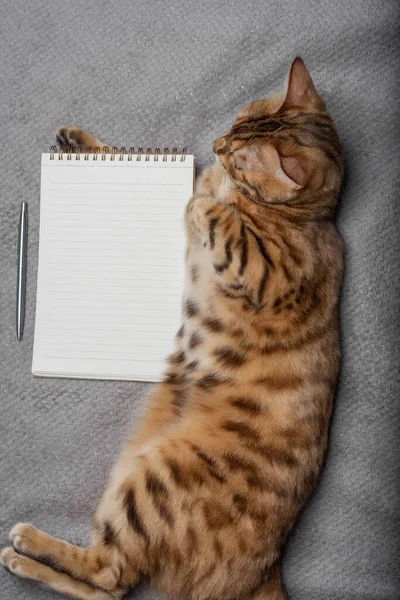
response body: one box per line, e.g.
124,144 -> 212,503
48,299 -> 180,319
49,276 -> 181,284
44,310 -> 180,317
45,322 -> 179,330
46,229 -> 184,235
48,282 -> 180,290
45,341 -> 173,350
43,355 -> 168,362
45,295 -> 181,304
47,259 -> 182,266
44,311 -> 180,318
46,254 -> 182,261
49,268 -> 180,274
46,331 -> 174,339
48,217 -> 183,224
47,195 -> 184,201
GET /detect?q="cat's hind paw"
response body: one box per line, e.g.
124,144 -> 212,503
0,546 -> 29,577
8,523 -> 40,559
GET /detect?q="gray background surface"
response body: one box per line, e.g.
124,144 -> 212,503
0,1 -> 399,599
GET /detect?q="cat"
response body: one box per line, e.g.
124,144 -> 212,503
1,57 -> 343,600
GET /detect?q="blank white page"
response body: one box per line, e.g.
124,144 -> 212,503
32,152 -> 194,381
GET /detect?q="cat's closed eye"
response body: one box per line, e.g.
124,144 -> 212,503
234,156 -> 244,170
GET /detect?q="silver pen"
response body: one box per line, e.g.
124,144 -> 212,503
16,201 -> 28,341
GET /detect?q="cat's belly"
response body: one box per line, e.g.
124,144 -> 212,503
177,236 -> 338,434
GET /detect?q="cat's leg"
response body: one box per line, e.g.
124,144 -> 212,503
247,587 -> 288,600
1,523 -> 136,598
56,126 -> 110,150
129,382 -> 183,450
0,546 -> 115,600
245,564 -> 288,600
185,194 -> 271,308
122,338 -> 187,451
1,344 -> 186,597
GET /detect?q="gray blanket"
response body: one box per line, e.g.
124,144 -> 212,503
0,1 -> 399,598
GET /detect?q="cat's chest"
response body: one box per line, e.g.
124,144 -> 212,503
180,239 -> 243,368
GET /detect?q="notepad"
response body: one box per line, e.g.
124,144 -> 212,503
32,149 -> 194,381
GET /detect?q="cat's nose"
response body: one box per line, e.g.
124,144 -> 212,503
213,137 -> 230,155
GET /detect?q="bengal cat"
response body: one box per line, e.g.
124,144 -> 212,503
1,58 -> 343,600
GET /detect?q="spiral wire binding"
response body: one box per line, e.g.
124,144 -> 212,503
102,146 -> 109,160
50,145 -> 188,162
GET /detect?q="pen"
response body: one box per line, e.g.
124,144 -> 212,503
16,201 -> 28,341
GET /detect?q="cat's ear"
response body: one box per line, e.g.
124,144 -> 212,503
264,145 -> 310,189
273,57 -> 325,113
235,143 -> 308,190
279,153 -> 310,188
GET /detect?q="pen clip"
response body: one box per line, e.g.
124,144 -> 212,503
16,202 -> 28,264
15,225 -> 20,264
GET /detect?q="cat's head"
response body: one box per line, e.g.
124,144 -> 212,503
213,58 -> 343,206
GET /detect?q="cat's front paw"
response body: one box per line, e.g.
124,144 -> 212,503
56,126 -> 87,150
185,194 -> 220,239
